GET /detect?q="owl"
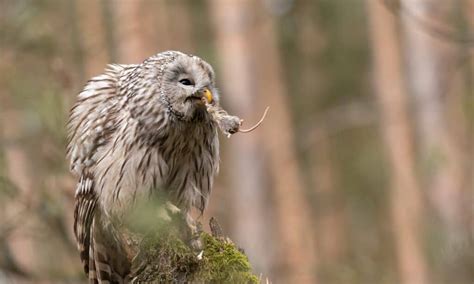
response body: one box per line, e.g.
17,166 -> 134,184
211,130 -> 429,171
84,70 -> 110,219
67,51 -> 241,283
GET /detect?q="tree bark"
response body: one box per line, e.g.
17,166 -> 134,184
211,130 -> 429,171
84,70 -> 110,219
366,1 -> 428,283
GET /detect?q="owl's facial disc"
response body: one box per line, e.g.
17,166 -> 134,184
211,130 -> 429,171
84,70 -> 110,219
160,53 -> 218,121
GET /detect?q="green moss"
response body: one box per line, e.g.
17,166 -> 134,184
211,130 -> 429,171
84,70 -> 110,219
195,233 -> 259,284
131,231 -> 259,283
131,232 -> 199,283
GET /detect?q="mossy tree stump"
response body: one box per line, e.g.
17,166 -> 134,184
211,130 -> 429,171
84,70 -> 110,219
128,217 -> 259,283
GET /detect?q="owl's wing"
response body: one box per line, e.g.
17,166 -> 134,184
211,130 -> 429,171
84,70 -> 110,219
67,64 -> 138,175
67,64 -> 137,278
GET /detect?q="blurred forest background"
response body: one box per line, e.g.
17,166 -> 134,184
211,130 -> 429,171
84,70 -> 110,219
0,0 -> 473,283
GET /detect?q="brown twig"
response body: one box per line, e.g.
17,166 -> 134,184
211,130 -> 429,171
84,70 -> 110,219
238,106 -> 270,133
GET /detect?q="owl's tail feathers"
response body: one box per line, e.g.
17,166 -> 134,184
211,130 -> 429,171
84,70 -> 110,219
89,238 -> 112,283
87,244 -> 98,284
88,225 -> 130,284
74,172 -> 99,275
74,174 -> 128,283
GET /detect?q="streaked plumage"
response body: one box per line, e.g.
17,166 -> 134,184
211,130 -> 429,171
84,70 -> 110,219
67,51 -> 236,283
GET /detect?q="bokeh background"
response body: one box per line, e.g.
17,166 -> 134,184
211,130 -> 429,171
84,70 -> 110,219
0,0 -> 473,283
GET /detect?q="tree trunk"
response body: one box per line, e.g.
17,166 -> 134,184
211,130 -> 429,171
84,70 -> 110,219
253,4 -> 317,283
1,108 -> 37,276
401,0 -> 466,243
366,1 -> 428,283
311,129 -> 347,270
75,0 -> 109,77
163,0 -> 194,52
208,0 -> 272,276
113,0 -> 161,63
295,1 -> 347,275
467,0 -> 474,239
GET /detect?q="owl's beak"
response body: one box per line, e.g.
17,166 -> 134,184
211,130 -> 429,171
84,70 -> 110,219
188,88 -> 213,105
201,88 -> 213,104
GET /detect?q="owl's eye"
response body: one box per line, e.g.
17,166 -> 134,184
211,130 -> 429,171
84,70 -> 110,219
179,79 -> 193,86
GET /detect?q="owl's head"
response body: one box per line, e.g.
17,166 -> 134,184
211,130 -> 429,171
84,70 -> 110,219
135,51 -> 219,122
